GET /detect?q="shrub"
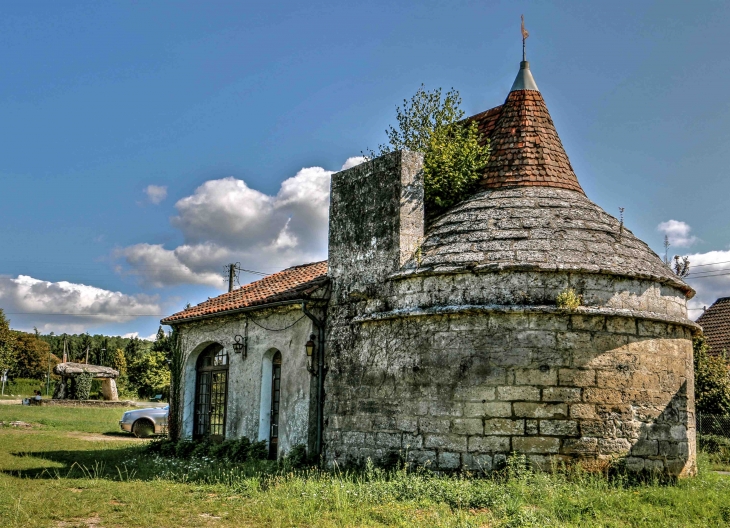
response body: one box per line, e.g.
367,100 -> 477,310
694,335 -> 730,415
248,440 -> 268,461
146,436 -> 268,463
74,372 -> 93,400
556,288 -> 582,311
174,439 -> 197,459
227,437 -> 252,462
283,444 -> 310,469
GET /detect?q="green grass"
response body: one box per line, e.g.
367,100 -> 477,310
0,406 -> 729,527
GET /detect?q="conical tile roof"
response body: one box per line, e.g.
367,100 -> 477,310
470,62 -> 584,194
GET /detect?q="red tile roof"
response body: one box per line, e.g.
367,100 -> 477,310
161,261 -> 328,324
467,91 -> 584,194
697,297 -> 730,355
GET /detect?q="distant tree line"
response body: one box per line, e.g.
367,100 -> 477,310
0,308 -> 171,400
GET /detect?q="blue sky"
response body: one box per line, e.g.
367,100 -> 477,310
1,0 -> 729,337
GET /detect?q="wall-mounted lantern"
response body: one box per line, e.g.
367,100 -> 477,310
233,334 -> 247,359
305,334 -> 317,376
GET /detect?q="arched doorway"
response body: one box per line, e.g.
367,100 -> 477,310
194,343 -> 229,441
268,351 -> 282,459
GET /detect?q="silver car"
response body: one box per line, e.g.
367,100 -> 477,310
119,406 -> 168,438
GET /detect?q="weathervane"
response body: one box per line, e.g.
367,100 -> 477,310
521,14 -> 529,61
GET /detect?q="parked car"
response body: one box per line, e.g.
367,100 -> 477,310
119,406 -> 168,438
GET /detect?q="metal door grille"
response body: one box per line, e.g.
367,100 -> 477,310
269,352 -> 282,459
194,344 -> 229,440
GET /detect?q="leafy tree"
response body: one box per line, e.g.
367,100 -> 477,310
109,348 -> 127,375
10,331 -> 59,380
0,309 -> 17,376
124,337 -> 144,363
126,329 -> 171,399
77,333 -> 92,363
372,85 -> 490,218
694,335 -> 730,414
127,349 -> 170,399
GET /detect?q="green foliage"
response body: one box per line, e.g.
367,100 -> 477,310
9,331 -> 59,380
694,335 -> 730,414
147,437 -> 264,463
109,347 -> 126,375
423,119 -> 489,213
73,371 -> 93,400
168,328 -> 184,440
556,288 -> 582,310
373,85 -> 490,218
0,309 -> 17,375
4,377 -> 53,397
126,328 -> 171,400
283,444 -> 312,469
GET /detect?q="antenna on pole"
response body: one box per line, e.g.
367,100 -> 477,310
521,14 -> 529,61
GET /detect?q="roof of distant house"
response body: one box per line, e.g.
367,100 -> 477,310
697,297 -> 730,355
161,261 -> 328,324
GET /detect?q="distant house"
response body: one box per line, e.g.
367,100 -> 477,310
697,297 -> 730,356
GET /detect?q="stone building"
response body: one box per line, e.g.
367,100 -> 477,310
162,59 -> 698,475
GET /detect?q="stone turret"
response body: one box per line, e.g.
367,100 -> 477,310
324,60 -> 698,476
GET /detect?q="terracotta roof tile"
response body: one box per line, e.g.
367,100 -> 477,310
467,91 -> 584,194
161,261 -> 328,324
697,297 -> 730,355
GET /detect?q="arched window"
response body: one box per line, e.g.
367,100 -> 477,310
194,343 -> 229,440
268,351 -> 282,459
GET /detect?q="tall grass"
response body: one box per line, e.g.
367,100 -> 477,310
2,405 -> 730,527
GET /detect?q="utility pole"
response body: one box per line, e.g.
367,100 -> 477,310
85,345 -> 89,365
46,345 -> 52,396
62,336 -> 67,363
228,263 -> 236,292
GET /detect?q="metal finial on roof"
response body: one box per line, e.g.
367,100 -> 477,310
511,16 -> 539,92
510,60 -> 539,92
521,14 -> 529,61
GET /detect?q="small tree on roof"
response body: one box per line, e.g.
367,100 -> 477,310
370,85 -> 490,219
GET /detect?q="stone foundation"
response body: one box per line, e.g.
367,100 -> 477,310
324,311 -> 696,476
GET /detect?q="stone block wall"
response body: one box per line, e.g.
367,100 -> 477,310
328,150 -> 424,300
324,311 -> 696,476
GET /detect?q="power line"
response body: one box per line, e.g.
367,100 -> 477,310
3,312 -> 167,317
691,260 -> 730,268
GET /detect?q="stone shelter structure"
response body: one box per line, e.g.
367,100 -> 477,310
697,297 -> 730,356
162,59 -> 698,475
53,362 -> 120,401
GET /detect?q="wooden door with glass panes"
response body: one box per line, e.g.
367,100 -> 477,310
194,344 -> 228,441
268,352 -> 282,459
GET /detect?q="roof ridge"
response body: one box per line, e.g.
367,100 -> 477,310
162,260 -> 328,324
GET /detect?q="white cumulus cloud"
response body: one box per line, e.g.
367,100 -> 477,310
122,331 -> 158,341
657,220 -> 698,248
115,159 -> 359,288
0,275 -> 162,333
144,185 -> 168,205
340,156 -> 367,170
685,249 -> 730,320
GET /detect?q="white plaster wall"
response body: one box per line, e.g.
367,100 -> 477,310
175,304 -> 315,456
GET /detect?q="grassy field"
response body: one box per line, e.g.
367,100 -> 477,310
0,406 -> 730,527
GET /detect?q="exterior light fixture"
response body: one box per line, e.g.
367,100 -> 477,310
305,334 -> 317,376
233,334 -> 247,358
